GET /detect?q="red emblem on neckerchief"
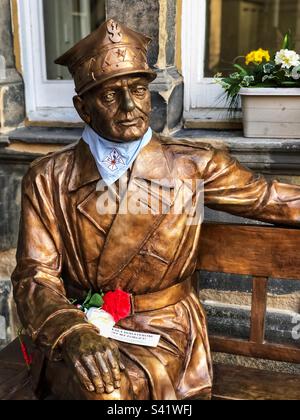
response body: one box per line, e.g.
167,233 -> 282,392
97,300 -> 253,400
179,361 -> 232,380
102,149 -> 126,172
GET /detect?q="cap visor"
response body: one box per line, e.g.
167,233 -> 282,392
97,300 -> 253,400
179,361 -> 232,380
77,69 -> 157,96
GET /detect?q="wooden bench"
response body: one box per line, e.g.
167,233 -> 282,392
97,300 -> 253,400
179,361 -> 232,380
1,223 -> 299,400
198,223 -> 300,400
0,336 -> 37,400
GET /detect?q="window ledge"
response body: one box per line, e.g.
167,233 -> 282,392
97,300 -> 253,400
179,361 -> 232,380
184,109 -> 243,131
0,135 -> 9,148
175,129 -> 300,175
3,126 -> 300,175
0,127 -> 83,160
8,127 -> 83,145
175,129 -> 300,152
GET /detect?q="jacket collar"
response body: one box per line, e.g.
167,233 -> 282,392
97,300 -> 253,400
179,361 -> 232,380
68,133 -> 175,192
68,138 -> 100,192
131,133 -> 175,187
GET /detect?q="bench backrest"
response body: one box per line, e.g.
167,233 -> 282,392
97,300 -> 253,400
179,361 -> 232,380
198,223 -> 300,364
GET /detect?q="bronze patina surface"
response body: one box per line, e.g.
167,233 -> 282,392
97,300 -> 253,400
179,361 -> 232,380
12,20 -> 300,400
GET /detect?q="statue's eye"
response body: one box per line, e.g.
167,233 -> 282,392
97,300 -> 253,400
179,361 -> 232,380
132,86 -> 147,97
103,91 -> 116,102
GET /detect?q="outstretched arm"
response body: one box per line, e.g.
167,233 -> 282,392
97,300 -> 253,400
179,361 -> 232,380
204,148 -> 300,226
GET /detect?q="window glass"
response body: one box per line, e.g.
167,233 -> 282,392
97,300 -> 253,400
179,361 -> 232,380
43,0 -> 106,80
205,0 -> 300,77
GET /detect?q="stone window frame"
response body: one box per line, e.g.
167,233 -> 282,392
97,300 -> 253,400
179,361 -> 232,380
17,0 -> 82,123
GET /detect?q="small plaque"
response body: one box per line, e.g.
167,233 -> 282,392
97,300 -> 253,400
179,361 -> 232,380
109,327 -> 161,347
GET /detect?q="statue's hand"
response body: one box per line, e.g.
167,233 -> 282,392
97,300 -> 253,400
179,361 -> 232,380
62,329 -> 125,394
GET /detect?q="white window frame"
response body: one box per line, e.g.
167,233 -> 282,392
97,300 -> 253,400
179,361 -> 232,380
182,0 -> 230,118
17,0 -> 81,123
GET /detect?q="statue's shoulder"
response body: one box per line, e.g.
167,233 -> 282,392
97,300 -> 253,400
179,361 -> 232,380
158,135 -> 235,179
157,134 -> 218,177
25,141 -> 80,188
29,141 -> 78,171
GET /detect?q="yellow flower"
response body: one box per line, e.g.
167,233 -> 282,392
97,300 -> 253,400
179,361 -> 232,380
245,48 -> 270,65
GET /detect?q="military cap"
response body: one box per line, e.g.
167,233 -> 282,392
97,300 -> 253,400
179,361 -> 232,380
55,19 -> 157,95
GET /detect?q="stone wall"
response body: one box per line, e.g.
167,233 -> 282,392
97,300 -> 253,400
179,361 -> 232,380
0,0 -> 14,68
107,0 -> 160,67
0,150 -> 30,349
0,0 -> 25,132
0,0 -> 24,348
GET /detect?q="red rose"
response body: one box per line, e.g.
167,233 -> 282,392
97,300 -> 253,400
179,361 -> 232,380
102,289 -> 131,323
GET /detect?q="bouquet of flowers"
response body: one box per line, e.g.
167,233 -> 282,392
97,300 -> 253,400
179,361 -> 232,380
77,289 -> 131,337
215,33 -> 300,110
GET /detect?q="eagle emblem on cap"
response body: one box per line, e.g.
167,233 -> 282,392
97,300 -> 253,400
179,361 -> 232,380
107,19 -> 123,43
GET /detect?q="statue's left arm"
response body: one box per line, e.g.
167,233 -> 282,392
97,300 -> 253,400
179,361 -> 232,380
203,148 -> 300,226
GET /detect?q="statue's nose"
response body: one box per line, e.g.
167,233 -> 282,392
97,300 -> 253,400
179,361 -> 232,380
121,88 -> 136,112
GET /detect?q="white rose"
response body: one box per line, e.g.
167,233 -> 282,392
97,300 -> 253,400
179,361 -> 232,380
275,49 -> 300,69
85,308 -> 115,338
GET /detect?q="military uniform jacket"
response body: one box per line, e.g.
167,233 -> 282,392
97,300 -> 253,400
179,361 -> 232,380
12,133 -> 300,400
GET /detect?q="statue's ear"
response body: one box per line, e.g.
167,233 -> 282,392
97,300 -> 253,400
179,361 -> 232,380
73,95 -> 91,124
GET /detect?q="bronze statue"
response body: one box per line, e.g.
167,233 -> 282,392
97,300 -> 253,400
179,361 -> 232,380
12,19 -> 300,400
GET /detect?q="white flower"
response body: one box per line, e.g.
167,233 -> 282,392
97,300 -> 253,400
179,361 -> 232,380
275,49 -> 300,69
86,308 -> 115,338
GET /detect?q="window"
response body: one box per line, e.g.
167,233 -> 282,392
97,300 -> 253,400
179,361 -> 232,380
18,0 -> 105,123
182,0 -> 300,118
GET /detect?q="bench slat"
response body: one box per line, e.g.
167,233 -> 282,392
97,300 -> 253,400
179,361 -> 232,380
211,336 -> 300,364
198,224 -> 300,279
213,364 -> 300,400
250,277 -> 268,344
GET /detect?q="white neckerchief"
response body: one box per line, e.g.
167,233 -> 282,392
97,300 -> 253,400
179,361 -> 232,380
82,125 -> 152,186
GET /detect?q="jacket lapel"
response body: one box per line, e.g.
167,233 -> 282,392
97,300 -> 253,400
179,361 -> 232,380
69,139 -> 119,236
97,134 -> 177,283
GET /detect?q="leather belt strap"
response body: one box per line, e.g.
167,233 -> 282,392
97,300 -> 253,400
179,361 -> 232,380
130,277 -> 193,314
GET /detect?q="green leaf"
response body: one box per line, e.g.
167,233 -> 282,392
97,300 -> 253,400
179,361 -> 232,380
282,31 -> 293,50
233,64 -> 248,76
280,81 -> 300,86
88,293 -> 104,309
83,290 -> 92,307
282,34 -> 289,50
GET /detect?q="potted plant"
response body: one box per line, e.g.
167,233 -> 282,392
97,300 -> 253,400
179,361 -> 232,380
216,34 -> 300,138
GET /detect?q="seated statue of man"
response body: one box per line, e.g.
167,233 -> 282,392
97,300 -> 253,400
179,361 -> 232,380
12,19 -> 300,400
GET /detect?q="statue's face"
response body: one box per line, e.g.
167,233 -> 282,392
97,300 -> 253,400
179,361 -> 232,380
75,75 -> 152,142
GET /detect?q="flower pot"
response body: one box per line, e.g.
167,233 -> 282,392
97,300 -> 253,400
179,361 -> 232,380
240,87 -> 300,138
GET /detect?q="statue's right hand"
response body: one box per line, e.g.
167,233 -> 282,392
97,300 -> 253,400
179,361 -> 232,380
62,329 -> 125,394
